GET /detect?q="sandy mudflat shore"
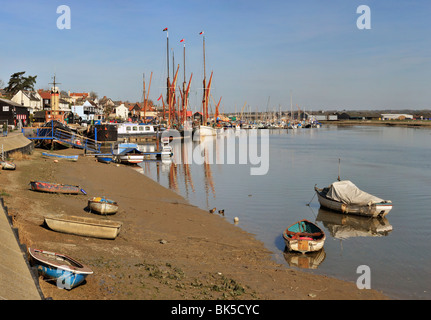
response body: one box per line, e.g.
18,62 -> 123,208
0,147 -> 389,300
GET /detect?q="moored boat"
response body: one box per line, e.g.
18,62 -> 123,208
42,152 -> 79,162
283,219 -> 326,254
115,147 -> 145,164
314,180 -> 393,218
117,123 -> 157,138
30,180 -> 86,195
88,197 -> 118,215
28,247 -> 93,290
1,161 -> 16,170
44,214 -> 122,239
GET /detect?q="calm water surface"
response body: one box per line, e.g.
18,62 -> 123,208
138,125 -> 431,299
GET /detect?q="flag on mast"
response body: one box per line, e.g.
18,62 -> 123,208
163,28 -> 168,31
157,94 -> 163,101
180,39 -> 185,42
199,31 -> 204,35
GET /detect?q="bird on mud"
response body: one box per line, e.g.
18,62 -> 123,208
218,209 -> 225,216
209,207 -> 216,214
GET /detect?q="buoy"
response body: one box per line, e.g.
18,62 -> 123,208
234,217 -> 239,223
53,159 -> 58,163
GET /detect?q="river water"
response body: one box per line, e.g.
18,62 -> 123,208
137,125 -> 431,300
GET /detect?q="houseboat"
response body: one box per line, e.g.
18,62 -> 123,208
117,123 -> 157,138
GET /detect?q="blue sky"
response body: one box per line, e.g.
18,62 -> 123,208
1,0 -> 430,112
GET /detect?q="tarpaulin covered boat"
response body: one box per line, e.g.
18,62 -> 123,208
314,180 -> 392,218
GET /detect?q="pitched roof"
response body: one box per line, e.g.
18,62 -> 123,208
38,89 -> 51,99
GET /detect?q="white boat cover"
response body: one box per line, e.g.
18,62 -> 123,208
326,180 -> 387,205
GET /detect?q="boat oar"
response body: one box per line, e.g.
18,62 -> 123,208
80,188 -> 87,195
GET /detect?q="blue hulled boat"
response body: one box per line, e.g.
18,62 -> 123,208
28,248 -> 93,290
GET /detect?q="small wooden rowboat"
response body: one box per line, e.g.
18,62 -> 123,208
314,180 -> 392,218
283,219 -> 326,254
28,248 -> 93,290
0,161 -> 16,170
42,152 -> 79,162
88,197 -> 118,215
30,181 -> 86,195
44,214 -> 122,239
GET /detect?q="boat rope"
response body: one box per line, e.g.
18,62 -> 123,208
306,192 -> 316,206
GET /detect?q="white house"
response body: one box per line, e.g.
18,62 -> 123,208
115,103 -> 128,120
11,90 -> 43,114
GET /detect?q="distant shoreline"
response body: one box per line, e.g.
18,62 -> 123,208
321,120 -> 431,128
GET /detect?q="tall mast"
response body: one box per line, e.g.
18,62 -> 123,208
201,31 -> 206,124
182,39 -> 186,125
163,28 -> 170,105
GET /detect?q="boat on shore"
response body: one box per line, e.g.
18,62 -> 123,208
42,152 -> 79,162
30,180 -> 86,195
283,219 -> 326,254
44,214 -> 122,239
28,247 -> 93,290
88,197 -> 118,215
314,180 -> 393,218
96,155 -> 113,164
1,161 -> 16,170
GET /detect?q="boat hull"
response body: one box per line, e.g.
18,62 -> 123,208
314,187 -> 392,218
117,155 -> 145,164
88,197 -> 118,215
42,152 -> 79,161
44,214 -> 122,239
30,181 -> 85,194
1,161 -> 16,170
96,156 -> 113,164
193,126 -> 216,140
28,248 -> 93,290
283,220 -> 326,254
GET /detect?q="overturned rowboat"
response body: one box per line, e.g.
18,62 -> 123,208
88,197 -> 118,215
96,155 -> 113,164
42,152 -> 79,162
30,181 -> 86,195
28,247 -> 93,290
283,219 -> 326,254
44,214 -> 122,240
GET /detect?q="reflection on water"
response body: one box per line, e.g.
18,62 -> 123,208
316,208 -> 393,239
138,126 -> 431,299
283,248 -> 326,269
